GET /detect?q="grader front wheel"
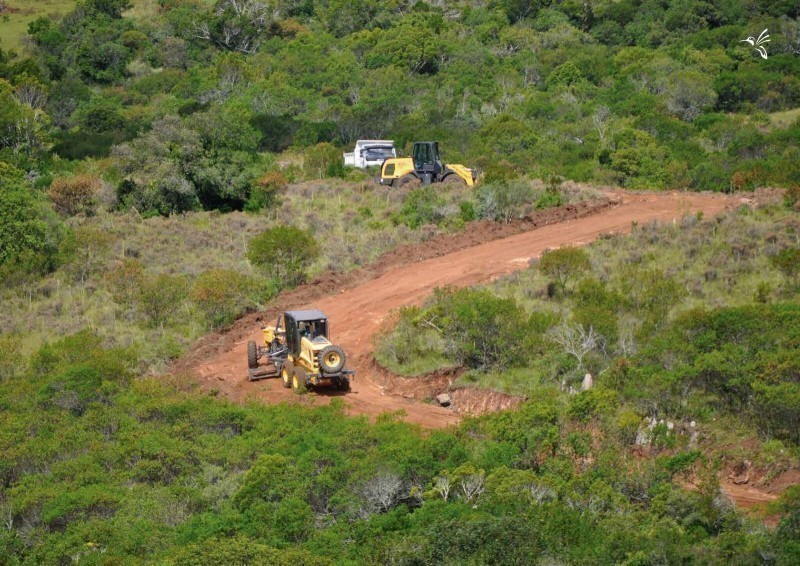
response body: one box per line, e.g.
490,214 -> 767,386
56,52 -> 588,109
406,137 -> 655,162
247,341 -> 259,369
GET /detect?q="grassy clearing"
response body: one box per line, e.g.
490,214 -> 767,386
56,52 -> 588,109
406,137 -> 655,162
1,1 -> 76,53
0,0 -> 166,53
768,107 -> 800,129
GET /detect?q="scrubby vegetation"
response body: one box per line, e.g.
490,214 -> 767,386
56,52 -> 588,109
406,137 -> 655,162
1,329 -> 799,564
2,0 -> 800,563
378,204 -> 800,466
379,204 -> 800,387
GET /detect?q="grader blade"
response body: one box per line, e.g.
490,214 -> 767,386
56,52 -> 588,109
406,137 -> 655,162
247,363 -> 279,382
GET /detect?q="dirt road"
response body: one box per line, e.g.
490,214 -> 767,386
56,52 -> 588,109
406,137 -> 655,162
187,190 -> 734,428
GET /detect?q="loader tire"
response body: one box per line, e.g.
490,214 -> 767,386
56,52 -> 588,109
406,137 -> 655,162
319,345 -> 346,374
281,361 -> 293,388
442,174 -> 466,186
292,367 -> 306,391
337,378 -> 351,392
397,174 -> 421,188
247,341 -> 259,369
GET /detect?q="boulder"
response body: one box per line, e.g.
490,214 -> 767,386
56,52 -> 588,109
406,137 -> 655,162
435,393 -> 452,407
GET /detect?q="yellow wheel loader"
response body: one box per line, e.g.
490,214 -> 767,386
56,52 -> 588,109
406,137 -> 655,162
378,141 -> 476,188
247,309 -> 354,391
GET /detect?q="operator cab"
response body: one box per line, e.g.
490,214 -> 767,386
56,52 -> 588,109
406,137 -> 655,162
277,310 -> 329,357
412,141 -> 443,177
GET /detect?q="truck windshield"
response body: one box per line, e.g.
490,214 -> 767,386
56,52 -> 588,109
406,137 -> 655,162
363,147 -> 394,160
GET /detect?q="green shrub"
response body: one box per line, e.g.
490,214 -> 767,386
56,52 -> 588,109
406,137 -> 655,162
375,307 -> 448,375
568,388 -> 619,423
458,200 -> 476,222
47,174 -> 102,216
538,246 -> 591,296
136,273 -> 188,327
615,408 -> 642,445
534,186 -> 563,209
0,333 -> 24,382
476,179 -> 533,223
247,225 -> 319,288
0,163 -> 64,280
166,536 -> 330,566
190,269 -> 259,328
106,258 -> 146,307
245,170 -> 288,212
303,142 -> 343,179
393,187 -> 444,228
426,287 -> 536,371
770,248 -> 800,289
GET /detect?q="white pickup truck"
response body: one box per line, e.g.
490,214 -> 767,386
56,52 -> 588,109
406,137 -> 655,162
343,140 -> 396,169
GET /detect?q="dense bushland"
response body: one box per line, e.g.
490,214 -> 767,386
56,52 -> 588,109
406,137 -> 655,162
1,330 -> 799,563
0,0 -> 798,220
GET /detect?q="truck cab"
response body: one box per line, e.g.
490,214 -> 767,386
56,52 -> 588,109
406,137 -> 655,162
344,140 -> 397,169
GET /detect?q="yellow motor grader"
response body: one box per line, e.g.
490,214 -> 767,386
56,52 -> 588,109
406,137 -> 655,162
247,309 -> 353,391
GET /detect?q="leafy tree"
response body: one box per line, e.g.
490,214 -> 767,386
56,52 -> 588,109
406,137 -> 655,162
85,0 -> 133,19
75,41 -> 131,84
74,96 -> 126,133
666,70 -> 717,121
245,170 -> 288,212
195,0 -> 274,53
113,116 -> 203,214
247,226 -> 319,288
366,16 -> 445,74
546,61 -> 584,90
0,162 -> 63,279
538,246 -> 591,296
617,266 -> 686,332
0,78 -> 51,154
303,142 -> 344,179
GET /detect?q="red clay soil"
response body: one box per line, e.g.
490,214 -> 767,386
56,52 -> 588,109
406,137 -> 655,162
721,467 -> 800,514
173,189 -> 737,429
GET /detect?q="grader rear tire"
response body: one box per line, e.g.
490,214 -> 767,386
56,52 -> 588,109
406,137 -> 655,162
281,362 -> 293,389
292,367 -> 306,391
247,341 -> 259,369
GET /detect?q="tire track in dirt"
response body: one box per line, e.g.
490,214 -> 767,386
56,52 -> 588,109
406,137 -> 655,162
178,190 -> 736,429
